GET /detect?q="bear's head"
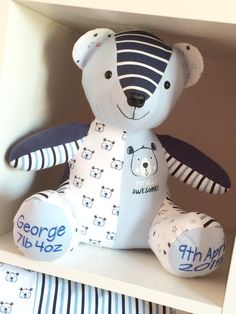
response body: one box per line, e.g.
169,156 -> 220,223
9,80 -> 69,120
72,28 -> 203,131
127,143 -> 158,177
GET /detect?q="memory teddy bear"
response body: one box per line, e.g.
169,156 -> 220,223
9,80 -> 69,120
9,28 -> 230,277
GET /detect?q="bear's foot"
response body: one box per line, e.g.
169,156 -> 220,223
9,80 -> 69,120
13,190 -> 80,261
148,198 -> 225,277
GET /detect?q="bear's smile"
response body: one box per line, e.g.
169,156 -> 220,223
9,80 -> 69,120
117,105 -> 149,120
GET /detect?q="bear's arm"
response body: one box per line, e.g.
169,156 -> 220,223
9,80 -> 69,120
157,134 -> 231,194
9,123 -> 89,171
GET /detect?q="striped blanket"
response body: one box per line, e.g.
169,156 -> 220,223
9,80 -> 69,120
0,262 -> 175,314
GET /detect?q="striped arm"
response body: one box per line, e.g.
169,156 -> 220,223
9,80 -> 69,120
158,135 -> 231,195
10,139 -> 84,171
165,150 -> 228,194
9,122 -> 89,171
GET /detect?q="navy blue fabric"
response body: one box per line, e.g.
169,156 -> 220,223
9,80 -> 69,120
115,30 -> 172,52
117,64 -> 162,84
116,30 -> 163,41
120,76 -> 156,93
115,30 -> 172,102
117,51 -> 168,73
116,42 -> 172,61
116,34 -> 172,52
158,134 -> 231,188
9,123 -> 89,162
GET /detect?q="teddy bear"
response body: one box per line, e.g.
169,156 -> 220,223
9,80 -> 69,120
9,28 -> 230,277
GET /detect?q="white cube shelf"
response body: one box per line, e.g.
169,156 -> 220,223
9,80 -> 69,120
0,1 -> 235,313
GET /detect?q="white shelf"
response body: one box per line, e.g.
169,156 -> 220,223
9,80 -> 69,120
17,0 -> 236,60
1,1 -> 236,314
0,231 -> 234,314
17,0 -> 236,24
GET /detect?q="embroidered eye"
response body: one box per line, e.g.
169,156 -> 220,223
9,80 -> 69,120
105,71 -> 112,79
164,81 -> 171,89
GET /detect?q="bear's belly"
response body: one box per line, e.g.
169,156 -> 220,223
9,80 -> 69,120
114,129 -> 169,249
68,120 -> 168,248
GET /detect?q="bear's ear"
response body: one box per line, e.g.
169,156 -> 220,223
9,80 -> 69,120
151,143 -> 157,151
72,28 -> 115,70
172,43 -> 204,88
127,146 -> 134,155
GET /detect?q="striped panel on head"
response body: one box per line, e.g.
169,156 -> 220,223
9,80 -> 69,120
115,30 -> 172,100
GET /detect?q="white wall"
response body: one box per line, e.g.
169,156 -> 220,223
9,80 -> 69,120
0,2 -> 91,234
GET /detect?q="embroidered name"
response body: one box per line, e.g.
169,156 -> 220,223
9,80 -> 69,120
178,240 -> 226,272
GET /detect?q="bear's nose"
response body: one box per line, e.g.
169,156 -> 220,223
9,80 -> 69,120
143,162 -> 148,168
127,93 -> 145,108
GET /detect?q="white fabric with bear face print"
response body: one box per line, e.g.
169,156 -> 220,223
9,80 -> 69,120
0,263 -> 35,314
68,120 -> 126,247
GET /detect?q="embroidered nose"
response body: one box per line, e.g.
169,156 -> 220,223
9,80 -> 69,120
127,93 -> 145,108
143,162 -> 148,168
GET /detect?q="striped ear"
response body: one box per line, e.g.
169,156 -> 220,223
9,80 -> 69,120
72,28 -> 115,70
173,43 -> 204,88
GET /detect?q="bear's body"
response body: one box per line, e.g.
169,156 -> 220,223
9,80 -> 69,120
66,119 -> 168,248
9,28 -> 230,277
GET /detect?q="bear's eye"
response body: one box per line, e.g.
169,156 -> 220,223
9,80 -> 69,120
164,81 -> 171,89
105,70 -> 112,79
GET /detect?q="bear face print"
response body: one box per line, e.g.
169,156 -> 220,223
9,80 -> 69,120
19,288 -> 33,299
127,143 -> 158,177
101,138 -> 115,151
68,158 -> 76,169
106,231 -> 117,240
81,147 -> 95,160
112,205 -> 120,216
5,271 -> 19,283
82,195 -> 94,208
89,239 -> 101,246
93,215 -> 106,227
90,166 -> 104,179
95,122 -> 105,133
0,302 -> 13,314
81,226 -> 88,235
110,158 -> 123,170
100,186 -> 114,199
73,176 -> 84,188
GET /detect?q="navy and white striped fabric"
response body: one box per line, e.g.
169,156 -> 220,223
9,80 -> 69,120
158,135 -> 230,194
165,151 -> 228,194
0,262 -> 176,314
115,30 -> 172,100
9,123 -> 89,171
10,140 -> 82,171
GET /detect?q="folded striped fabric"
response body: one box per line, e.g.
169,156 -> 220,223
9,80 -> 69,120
0,262 -> 176,314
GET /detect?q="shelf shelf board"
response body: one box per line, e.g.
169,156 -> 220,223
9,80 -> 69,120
0,231 -> 234,314
15,0 -> 236,61
16,0 -> 236,25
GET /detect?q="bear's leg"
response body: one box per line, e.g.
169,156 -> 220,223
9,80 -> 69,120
13,188 -> 80,261
148,195 -> 225,277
